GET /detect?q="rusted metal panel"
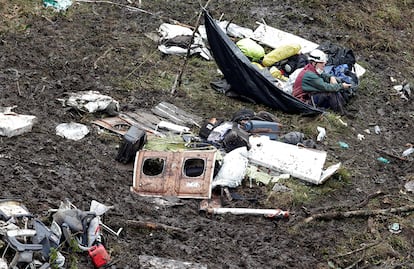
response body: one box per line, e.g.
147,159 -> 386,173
92,116 -> 132,135
131,150 -> 216,199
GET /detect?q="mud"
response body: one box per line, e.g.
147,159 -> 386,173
1,1 -> 413,268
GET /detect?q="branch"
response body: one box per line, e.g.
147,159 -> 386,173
304,204 -> 414,223
170,0 -> 213,94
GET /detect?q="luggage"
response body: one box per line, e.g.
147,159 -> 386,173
241,120 -> 281,140
116,125 -> 146,164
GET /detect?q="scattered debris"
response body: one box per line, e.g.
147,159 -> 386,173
151,102 -> 202,128
0,199 -> 117,268
402,143 -> 414,158
199,198 -> 289,219
157,23 -> 212,60
43,0 -> 73,11
393,81 -> 411,101
250,22 -> 366,77
388,223 -> 401,234
131,149 -> 217,199
156,120 -> 190,133
0,107 -> 37,137
357,134 -> 365,140
116,125 -> 147,164
404,181 -> 414,193
211,147 -> 248,189
247,136 -> 341,184
377,157 -> 390,164
245,165 -> 287,186
59,90 -> 119,115
55,122 -> 89,141
374,125 -> 381,134
338,141 -> 349,149
316,126 -> 326,142
272,182 -> 293,192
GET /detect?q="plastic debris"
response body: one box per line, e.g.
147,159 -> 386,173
316,126 -> 326,142
43,0 -> 73,11
272,182 -> 292,192
357,134 -> 365,140
60,91 -> 119,114
374,125 -> 381,134
55,122 -> 89,141
246,166 -> 282,185
404,181 -> 414,193
0,108 -> 37,137
377,157 -> 390,164
393,81 -> 411,101
279,131 -> 304,145
212,147 -> 248,188
156,120 -> 190,133
338,141 -> 349,149
402,143 -> 414,157
337,118 -> 348,127
157,23 -> 212,60
388,223 -> 401,234
363,129 -> 371,134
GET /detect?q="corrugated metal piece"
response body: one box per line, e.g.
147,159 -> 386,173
131,150 -> 216,199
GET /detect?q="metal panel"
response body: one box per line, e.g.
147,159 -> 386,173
247,136 -> 340,184
131,150 -> 216,199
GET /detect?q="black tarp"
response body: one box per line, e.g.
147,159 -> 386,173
204,11 -> 323,115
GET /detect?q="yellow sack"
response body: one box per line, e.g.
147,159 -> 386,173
262,44 -> 301,67
251,62 -> 265,69
236,38 -> 265,62
269,66 -> 288,81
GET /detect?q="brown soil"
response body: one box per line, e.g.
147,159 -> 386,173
1,1 -> 413,268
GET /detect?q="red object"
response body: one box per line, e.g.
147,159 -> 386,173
265,209 -> 290,219
88,244 -> 110,268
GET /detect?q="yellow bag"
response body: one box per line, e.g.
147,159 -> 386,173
262,44 -> 301,67
269,66 -> 288,81
236,38 -> 265,62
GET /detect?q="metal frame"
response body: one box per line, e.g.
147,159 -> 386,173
131,150 -> 217,199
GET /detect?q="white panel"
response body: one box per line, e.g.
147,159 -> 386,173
247,136 -> 340,184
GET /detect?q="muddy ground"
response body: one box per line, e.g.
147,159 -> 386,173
1,0 -> 413,268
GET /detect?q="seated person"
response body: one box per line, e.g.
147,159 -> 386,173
292,49 -> 352,114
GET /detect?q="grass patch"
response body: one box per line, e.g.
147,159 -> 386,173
265,171 -> 350,209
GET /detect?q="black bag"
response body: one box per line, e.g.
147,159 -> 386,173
116,125 -> 146,164
318,42 -> 356,70
222,123 -> 250,153
199,118 -> 224,139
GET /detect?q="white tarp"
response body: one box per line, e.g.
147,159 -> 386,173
251,22 -> 366,77
246,136 -> 341,184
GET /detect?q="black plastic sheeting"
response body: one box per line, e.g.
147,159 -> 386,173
204,10 -> 323,115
